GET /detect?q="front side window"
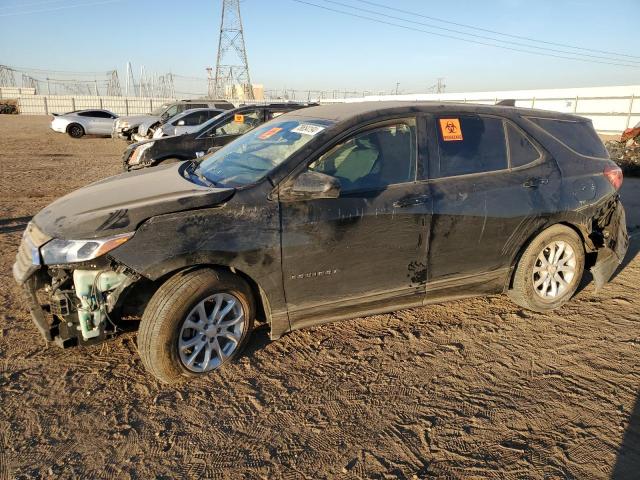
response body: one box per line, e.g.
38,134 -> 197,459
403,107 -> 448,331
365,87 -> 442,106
196,119 -> 333,187
212,110 -> 262,137
309,120 -> 416,193
91,111 -> 113,119
434,115 -> 507,178
179,111 -> 204,126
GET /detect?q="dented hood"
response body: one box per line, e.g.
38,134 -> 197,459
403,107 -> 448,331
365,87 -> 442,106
33,163 -> 235,239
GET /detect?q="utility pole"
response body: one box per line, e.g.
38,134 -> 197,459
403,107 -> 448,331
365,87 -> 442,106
213,0 -> 254,100
395,82 -> 400,95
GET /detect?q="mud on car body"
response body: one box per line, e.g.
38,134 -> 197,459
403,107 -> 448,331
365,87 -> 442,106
14,101 -> 628,383
122,103 -> 316,172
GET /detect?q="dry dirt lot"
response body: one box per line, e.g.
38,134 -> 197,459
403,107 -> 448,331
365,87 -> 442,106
0,115 -> 638,479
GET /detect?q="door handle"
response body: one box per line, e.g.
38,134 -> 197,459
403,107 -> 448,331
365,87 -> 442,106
393,195 -> 430,208
522,177 -> 549,188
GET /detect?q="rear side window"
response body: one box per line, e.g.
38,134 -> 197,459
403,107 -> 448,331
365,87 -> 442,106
506,124 -> 540,168
434,115 -> 507,178
527,117 -> 607,158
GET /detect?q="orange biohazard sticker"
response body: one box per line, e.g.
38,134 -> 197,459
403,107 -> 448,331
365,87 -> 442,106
258,127 -> 282,140
439,118 -> 463,141
234,114 -> 245,123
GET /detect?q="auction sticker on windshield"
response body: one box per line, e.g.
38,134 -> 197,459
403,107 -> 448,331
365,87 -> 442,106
234,114 -> 245,123
258,127 -> 282,140
292,124 -> 325,136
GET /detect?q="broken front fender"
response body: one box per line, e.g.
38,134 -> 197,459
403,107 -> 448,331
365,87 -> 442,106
591,199 -> 628,290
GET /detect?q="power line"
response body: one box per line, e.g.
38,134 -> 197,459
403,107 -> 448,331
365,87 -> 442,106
0,0 -> 123,17
291,0 -> 640,69
321,0 -> 640,65
353,0 -> 640,61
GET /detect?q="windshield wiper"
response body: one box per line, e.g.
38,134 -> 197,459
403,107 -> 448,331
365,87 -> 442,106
186,160 -> 225,188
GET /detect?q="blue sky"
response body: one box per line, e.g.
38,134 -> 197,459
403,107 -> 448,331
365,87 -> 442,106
0,0 -> 638,94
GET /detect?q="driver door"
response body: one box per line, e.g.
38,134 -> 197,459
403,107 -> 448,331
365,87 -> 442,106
279,118 -> 432,327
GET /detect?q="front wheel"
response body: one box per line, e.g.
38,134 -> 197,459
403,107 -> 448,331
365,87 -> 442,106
138,269 -> 255,383
508,224 -> 585,312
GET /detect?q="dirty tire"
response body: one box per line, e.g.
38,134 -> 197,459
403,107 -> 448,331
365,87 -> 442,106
137,268 -> 255,384
67,123 -> 85,138
508,224 -> 585,312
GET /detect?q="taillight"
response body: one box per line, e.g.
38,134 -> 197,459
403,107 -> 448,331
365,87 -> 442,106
604,164 -> 623,190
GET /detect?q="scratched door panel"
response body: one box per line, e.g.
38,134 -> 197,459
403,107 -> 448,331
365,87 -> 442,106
280,183 -> 432,314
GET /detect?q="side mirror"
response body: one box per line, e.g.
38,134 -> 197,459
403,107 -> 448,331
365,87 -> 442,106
177,120 -> 185,126
282,171 -> 341,201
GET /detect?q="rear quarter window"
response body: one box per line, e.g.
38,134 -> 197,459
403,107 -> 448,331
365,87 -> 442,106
527,117 -> 608,159
506,123 -> 540,168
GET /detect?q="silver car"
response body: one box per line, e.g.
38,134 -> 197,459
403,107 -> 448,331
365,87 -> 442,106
115,100 -> 234,141
151,108 -> 224,139
50,109 -> 118,138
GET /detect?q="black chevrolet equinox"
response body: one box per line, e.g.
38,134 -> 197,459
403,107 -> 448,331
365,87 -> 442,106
14,102 -> 628,383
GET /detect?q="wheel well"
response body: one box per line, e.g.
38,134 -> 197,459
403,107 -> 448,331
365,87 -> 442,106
506,221 -> 589,290
152,264 -> 268,324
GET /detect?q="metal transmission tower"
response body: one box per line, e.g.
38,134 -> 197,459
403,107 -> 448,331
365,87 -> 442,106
106,70 -> 122,96
212,0 -> 254,100
0,65 -> 17,87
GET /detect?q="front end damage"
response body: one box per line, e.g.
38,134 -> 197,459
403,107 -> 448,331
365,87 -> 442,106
13,223 -> 138,347
582,195 -> 629,290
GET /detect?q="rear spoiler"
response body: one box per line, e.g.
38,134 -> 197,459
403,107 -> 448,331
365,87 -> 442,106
496,99 -> 516,107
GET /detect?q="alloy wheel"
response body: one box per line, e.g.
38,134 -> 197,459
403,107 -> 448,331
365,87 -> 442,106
177,293 -> 245,373
532,240 -> 577,300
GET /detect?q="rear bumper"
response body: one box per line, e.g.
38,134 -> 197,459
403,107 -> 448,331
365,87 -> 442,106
591,199 -> 628,290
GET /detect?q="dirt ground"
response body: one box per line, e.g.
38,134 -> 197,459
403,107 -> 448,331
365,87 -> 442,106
0,115 -> 638,479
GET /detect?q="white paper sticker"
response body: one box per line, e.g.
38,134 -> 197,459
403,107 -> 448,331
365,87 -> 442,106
291,124 -> 325,136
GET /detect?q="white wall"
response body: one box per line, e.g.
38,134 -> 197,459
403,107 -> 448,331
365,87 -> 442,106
326,85 -> 640,134
15,95 -> 175,116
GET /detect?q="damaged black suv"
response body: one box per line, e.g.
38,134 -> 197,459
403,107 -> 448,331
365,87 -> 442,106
14,102 -> 628,384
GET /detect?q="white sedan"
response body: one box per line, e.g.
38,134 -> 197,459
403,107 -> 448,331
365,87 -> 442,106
50,109 -> 118,138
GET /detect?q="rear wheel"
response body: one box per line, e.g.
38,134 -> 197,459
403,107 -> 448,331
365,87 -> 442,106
508,225 -> 585,312
67,123 -> 84,138
137,269 -> 255,384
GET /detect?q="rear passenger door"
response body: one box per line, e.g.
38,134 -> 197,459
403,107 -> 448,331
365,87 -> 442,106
427,114 -> 560,288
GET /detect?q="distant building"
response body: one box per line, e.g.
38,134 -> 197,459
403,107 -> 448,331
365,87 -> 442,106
224,84 -> 264,101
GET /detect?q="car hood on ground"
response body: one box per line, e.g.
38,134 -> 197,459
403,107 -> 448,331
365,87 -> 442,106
33,163 -> 235,239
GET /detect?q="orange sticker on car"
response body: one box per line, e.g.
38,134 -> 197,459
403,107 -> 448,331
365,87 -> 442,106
234,114 -> 245,123
258,127 -> 282,140
439,118 -> 463,141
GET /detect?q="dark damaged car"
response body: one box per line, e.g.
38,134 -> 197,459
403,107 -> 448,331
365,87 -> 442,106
122,103 -> 315,171
14,102 -> 628,383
